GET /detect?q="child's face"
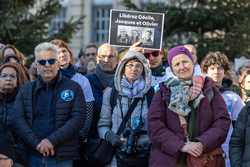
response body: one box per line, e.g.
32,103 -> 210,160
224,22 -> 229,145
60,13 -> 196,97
206,64 -> 225,85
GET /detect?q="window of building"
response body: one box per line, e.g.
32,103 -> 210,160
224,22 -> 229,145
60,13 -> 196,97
48,7 -> 67,36
93,6 -> 111,44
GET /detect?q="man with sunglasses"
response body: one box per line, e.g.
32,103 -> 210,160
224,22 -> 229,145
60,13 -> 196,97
130,42 -> 169,91
144,49 -> 169,89
9,42 -> 86,167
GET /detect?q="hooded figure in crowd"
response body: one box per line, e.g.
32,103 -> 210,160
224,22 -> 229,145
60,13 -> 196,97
98,51 -> 153,167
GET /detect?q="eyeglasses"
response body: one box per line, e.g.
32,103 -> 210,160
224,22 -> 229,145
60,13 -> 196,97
125,63 -> 143,70
37,58 -> 57,66
144,51 -> 160,59
0,73 -> 17,80
85,53 -> 96,57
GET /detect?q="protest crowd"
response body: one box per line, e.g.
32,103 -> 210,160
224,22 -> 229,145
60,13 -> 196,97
1,12 -> 250,167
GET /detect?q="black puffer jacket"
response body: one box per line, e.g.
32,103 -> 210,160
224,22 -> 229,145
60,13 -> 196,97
230,101 -> 250,167
9,73 -> 86,160
0,90 -> 17,125
0,90 -> 25,164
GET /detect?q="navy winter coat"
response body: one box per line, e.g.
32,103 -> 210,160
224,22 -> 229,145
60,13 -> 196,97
9,73 -> 86,160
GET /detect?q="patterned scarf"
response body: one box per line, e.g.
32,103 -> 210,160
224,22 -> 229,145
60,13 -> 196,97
165,76 -> 205,116
120,75 -> 145,98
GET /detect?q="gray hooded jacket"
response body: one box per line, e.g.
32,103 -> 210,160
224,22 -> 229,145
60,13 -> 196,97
98,50 -> 152,151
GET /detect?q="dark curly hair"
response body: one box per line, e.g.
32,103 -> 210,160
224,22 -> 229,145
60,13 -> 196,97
201,51 -> 230,73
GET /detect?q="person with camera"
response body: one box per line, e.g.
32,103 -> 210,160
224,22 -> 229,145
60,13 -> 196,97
98,50 -> 153,167
148,45 -> 230,167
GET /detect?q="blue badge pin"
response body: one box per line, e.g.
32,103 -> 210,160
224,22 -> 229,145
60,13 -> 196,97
60,89 -> 74,102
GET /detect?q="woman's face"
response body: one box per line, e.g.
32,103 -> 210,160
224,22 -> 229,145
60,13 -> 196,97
0,67 -> 17,92
243,75 -> 250,90
124,59 -> 143,83
57,47 -> 71,68
206,64 -> 225,85
171,54 -> 194,80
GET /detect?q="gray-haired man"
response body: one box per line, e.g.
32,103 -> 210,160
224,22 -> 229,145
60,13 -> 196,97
9,42 -> 86,167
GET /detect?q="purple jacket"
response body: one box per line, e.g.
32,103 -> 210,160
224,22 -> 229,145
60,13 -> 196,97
148,77 -> 230,167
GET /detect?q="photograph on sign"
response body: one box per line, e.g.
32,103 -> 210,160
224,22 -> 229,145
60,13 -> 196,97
109,9 -> 165,50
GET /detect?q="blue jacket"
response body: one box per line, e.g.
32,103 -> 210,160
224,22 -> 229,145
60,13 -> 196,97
9,73 -> 86,160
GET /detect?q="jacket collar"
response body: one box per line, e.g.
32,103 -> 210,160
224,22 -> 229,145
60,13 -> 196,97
151,64 -> 165,76
34,72 -> 62,92
0,88 -> 18,102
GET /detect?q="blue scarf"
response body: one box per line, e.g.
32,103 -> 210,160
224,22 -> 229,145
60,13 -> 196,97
120,76 -> 145,98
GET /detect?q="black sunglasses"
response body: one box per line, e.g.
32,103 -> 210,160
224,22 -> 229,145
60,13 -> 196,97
37,58 -> 56,66
144,51 -> 160,59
